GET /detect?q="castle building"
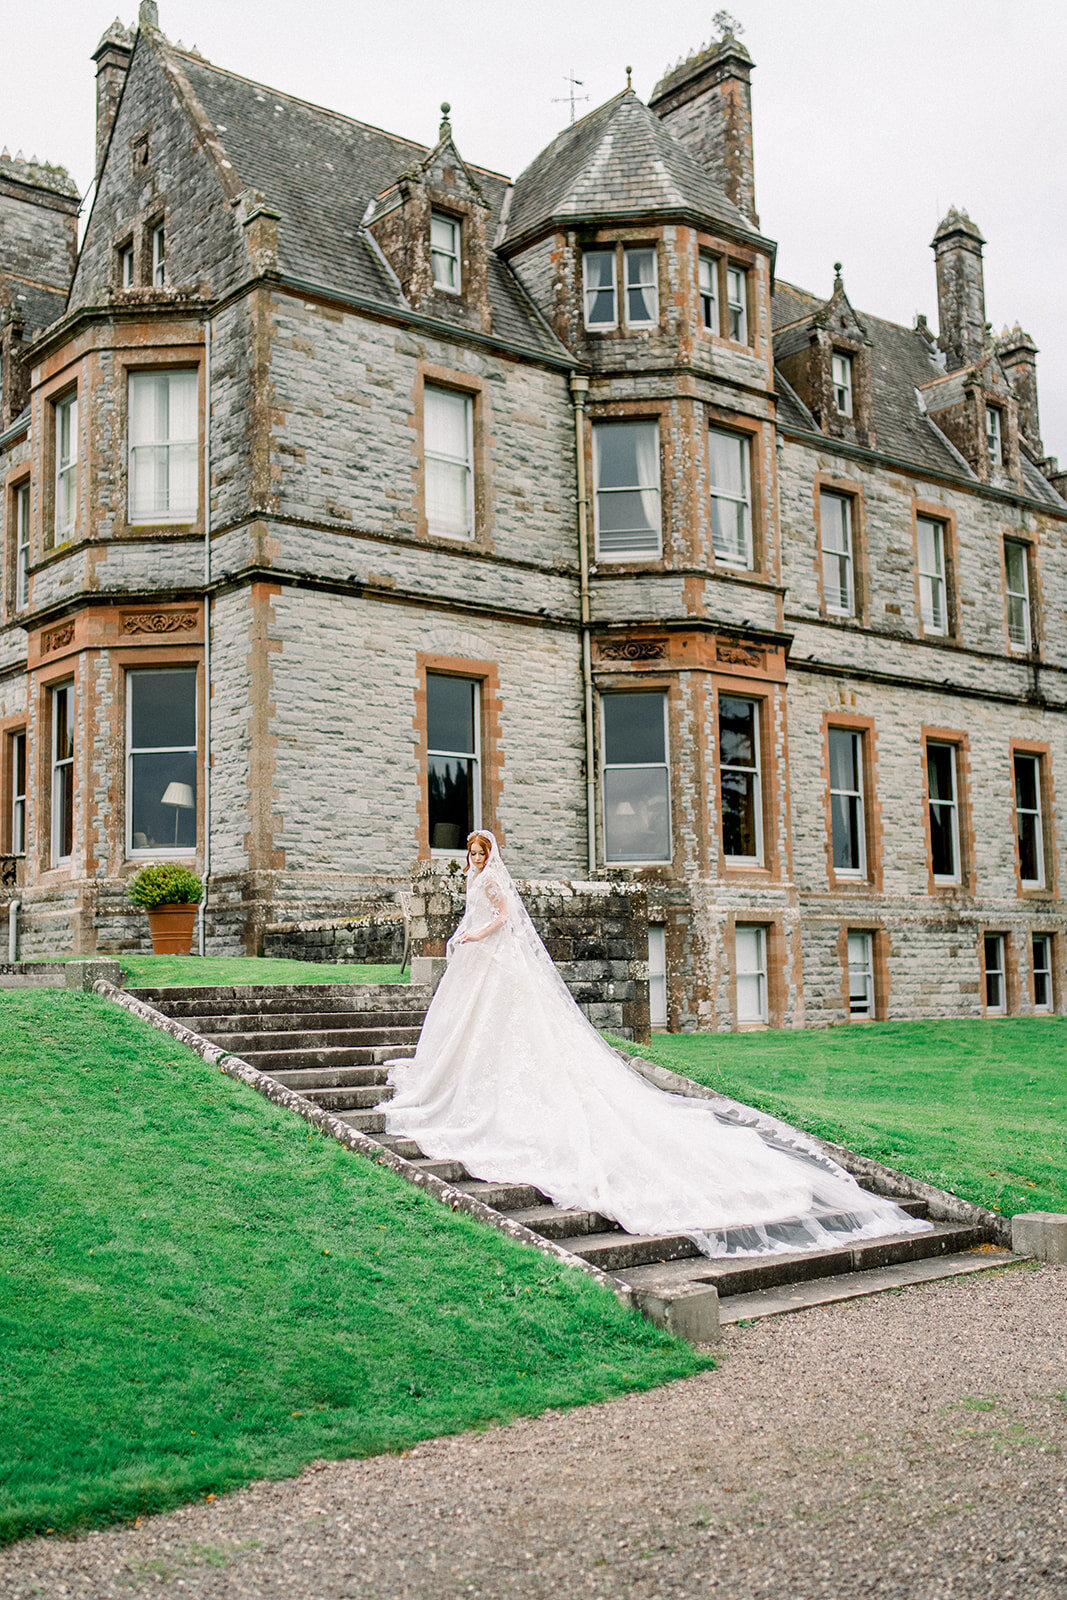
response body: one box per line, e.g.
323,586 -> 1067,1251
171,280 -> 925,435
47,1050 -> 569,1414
2,4 -> 1065,1029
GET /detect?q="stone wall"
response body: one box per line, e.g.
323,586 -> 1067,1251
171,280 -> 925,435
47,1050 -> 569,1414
264,911 -> 405,964
407,865 -> 651,1041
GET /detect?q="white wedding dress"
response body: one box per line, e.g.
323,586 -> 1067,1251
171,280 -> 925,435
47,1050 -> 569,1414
385,837 -> 930,1258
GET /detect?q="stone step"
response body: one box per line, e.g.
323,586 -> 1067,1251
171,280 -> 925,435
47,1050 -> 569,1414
200,1026 -> 422,1055
182,1014 -> 425,1037
451,1178 -> 551,1212
613,1222 -> 987,1300
267,1064 -> 391,1090
409,1157 -> 469,1182
227,1046 -> 411,1072
503,1204 -> 617,1240
560,1229 -> 703,1273
374,1135 -> 424,1159
717,1248 -> 1018,1323
335,1110 -> 387,1134
286,1083 -> 393,1111
127,984 -> 424,1006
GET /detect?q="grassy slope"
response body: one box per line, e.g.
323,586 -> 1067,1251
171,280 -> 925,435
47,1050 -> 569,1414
0,993 -> 706,1545
617,1018 -> 1066,1218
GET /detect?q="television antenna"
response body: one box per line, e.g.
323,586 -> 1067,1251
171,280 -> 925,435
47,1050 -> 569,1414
553,71 -> 590,124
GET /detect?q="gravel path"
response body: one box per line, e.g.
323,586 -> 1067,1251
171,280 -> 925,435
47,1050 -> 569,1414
5,1263 -> 1065,1600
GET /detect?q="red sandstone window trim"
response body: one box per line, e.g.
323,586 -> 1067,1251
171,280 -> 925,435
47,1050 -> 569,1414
414,653 -> 502,862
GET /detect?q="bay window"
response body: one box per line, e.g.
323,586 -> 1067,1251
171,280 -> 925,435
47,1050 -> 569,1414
709,427 -> 752,568
624,247 -> 658,327
719,695 -> 762,862
602,691 -> 671,864
51,683 -> 74,865
128,370 -> 198,523
54,392 -> 78,542
583,250 -> 617,329
127,669 -> 198,854
593,420 -> 661,558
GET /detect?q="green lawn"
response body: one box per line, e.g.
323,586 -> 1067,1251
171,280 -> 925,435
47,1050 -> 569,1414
0,993 -> 706,1545
117,953 -> 408,988
617,1018 -> 1066,1219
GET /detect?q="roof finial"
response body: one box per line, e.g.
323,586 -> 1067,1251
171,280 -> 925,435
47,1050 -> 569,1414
625,64 -> 632,90
712,9 -> 744,38
833,261 -> 844,293
439,101 -> 451,139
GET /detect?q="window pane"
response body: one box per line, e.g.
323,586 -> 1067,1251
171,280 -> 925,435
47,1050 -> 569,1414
709,430 -> 747,498
831,794 -> 862,872
828,727 -> 859,794
719,695 -> 756,769
721,770 -> 758,857
426,457 -> 470,536
604,766 -> 670,861
1014,754 -> 1038,813
602,692 -> 665,766
428,755 -> 475,851
130,750 -> 197,850
425,387 -> 469,458
427,674 -> 475,755
131,669 -> 197,749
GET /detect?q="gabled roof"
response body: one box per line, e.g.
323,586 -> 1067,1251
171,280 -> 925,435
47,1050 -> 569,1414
173,48 -> 566,360
502,89 -> 751,250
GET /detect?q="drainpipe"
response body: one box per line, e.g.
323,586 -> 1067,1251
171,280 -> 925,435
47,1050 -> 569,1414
8,898 -> 19,962
571,372 -> 596,876
198,314 -> 213,956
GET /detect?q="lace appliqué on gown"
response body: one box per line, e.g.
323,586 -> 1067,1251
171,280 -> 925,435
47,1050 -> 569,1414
384,844 -> 931,1260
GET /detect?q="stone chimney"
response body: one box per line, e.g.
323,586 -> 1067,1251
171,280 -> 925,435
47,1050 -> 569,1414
997,325 -> 1042,456
932,208 -> 986,372
92,20 -> 134,181
648,28 -> 757,225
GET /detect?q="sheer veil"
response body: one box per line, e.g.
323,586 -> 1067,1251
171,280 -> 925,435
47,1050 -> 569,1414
448,832 -> 580,1009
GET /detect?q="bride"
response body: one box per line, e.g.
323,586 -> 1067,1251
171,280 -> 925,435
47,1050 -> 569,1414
384,832 -> 930,1258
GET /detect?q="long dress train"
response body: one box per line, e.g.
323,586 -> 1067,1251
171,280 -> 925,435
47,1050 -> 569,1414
384,840 -> 930,1259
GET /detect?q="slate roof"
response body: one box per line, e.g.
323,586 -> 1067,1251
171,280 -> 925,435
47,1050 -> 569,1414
173,48 -> 566,361
1,280 -> 69,338
502,89 -> 751,249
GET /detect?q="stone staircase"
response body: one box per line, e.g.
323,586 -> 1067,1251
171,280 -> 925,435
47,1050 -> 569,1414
129,985 -> 1016,1335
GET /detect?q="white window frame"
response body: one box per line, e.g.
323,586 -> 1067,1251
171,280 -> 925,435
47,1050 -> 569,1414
1013,752 -> 1045,888
1004,539 -> 1032,650
832,351 -> 853,417
592,420 -> 662,560
14,481 -> 30,609
119,241 -> 135,288
698,252 -> 719,332
128,369 -> 199,525
151,222 -> 165,287
601,691 -> 672,867
426,674 -> 482,855
829,727 -> 866,879
726,265 -> 747,343
735,924 -> 768,1024
11,730 -> 26,856
709,427 -> 753,569
719,694 -> 763,865
983,933 -> 1006,1014
927,741 -> 961,885
1032,934 -> 1053,1013
623,246 -> 658,329
54,391 -> 78,543
51,682 -> 74,866
917,516 -> 948,635
648,923 -> 667,1029
847,930 -> 875,1018
820,491 -> 855,616
430,212 -> 461,293
986,403 -> 1003,465
424,385 -> 475,541
583,249 -> 617,330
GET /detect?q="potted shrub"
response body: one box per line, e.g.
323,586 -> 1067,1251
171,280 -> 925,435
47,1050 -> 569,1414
128,863 -> 203,955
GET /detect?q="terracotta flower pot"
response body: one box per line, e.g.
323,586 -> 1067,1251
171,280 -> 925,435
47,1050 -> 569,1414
146,903 -> 198,954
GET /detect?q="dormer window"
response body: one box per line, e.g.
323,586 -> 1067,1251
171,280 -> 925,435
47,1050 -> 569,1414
583,250 -> 617,329
726,265 -> 747,343
986,403 -> 1003,465
430,212 -> 461,293
832,352 -> 853,417
150,223 -> 165,287
624,247 -> 658,328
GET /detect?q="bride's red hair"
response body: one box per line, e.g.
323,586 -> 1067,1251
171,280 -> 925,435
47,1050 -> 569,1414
466,832 -> 494,867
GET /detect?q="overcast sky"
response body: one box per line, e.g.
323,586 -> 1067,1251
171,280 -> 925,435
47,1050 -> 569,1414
5,0 -> 1066,458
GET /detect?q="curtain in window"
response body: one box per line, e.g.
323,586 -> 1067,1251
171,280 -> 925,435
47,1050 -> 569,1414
425,388 -> 473,538
129,371 -> 197,520
595,422 -> 660,555
709,430 -> 751,564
